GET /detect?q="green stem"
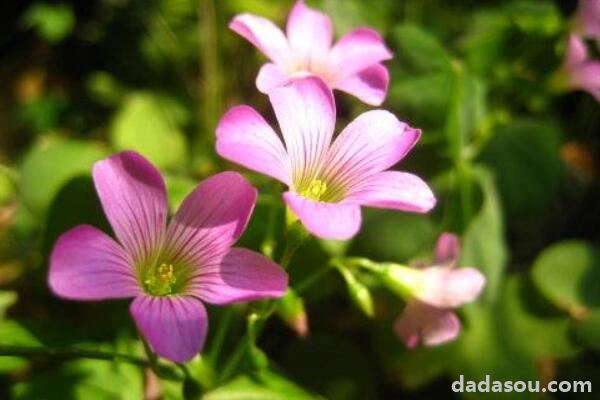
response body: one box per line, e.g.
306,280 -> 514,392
207,307 -> 234,366
0,344 -> 183,381
198,0 -> 221,141
295,265 -> 332,295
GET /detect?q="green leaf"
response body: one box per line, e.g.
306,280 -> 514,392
508,1 -> 562,36
0,168 -> 15,205
165,174 -> 196,212
479,119 -> 562,217
393,24 -> 452,73
204,369 -> 320,400
0,291 -> 17,320
110,93 -> 188,170
22,3 -> 75,43
19,136 -> 106,216
531,241 -> 600,316
573,310 -> 600,352
461,167 -> 507,303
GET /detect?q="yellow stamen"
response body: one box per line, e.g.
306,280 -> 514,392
145,263 -> 177,296
300,179 -> 328,201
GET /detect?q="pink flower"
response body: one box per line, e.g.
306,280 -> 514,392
49,151 -> 287,362
394,233 -> 485,349
562,34 -> 600,102
574,0 -> 600,43
216,77 -> 436,241
229,0 -> 393,105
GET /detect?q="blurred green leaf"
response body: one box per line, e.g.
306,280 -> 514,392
572,310 -> 600,352
0,291 -> 17,320
461,167 -> 506,303
85,72 -> 127,107
508,1 -> 562,36
204,369 -> 320,400
393,24 -> 452,73
110,93 -> 188,170
19,136 -> 106,215
22,3 -> 75,43
0,168 -> 15,205
531,241 -> 600,316
12,358 -> 143,400
165,174 -> 196,212
480,119 -> 562,217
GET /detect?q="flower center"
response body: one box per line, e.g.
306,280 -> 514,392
300,179 -> 328,201
144,263 -> 177,296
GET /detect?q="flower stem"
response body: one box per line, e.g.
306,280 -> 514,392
207,307 -> 234,365
0,344 -> 184,381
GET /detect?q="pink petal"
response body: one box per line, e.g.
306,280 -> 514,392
419,267 -> 486,308
283,191 -> 361,240
434,233 -> 460,266
229,14 -> 290,65
269,77 -> 335,188
256,62 -> 292,93
344,171 -> 436,213
130,295 -> 208,362
566,34 -> 588,68
286,0 -> 333,66
163,172 -> 256,268
334,63 -> 390,106
572,63 -> 600,93
187,248 -> 288,305
92,151 -> 167,266
329,28 -> 393,81
576,0 -> 600,40
322,111 -> 420,191
49,225 -> 140,300
394,301 -> 460,349
216,105 -> 290,185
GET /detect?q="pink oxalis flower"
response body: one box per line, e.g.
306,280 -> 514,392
394,233 -> 485,348
562,34 -> 600,102
574,0 -> 600,43
216,77 -> 436,241
229,0 -> 393,105
49,151 -> 287,362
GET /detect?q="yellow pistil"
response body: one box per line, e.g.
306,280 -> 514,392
300,179 -> 328,201
144,263 -> 177,296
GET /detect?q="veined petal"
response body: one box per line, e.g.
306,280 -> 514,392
284,191 -> 361,240
229,14 -> 290,65
334,63 -> 390,106
269,77 -> 335,189
188,248 -> 287,305
286,0 -> 333,65
49,225 -> 140,300
322,111 -> 420,191
419,266 -> 486,308
344,171 -> 436,213
164,172 -> 256,268
93,151 -> 167,266
434,233 -> 460,266
329,28 -> 393,80
394,301 -> 460,349
256,63 -> 292,93
216,105 -> 290,185
130,295 -> 208,362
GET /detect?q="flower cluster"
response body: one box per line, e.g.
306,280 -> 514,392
48,0 -> 486,363
561,0 -> 600,101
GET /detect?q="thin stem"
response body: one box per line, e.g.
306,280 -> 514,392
207,307 -> 234,366
295,266 -> 332,295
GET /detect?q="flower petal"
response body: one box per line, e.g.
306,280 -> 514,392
322,111 -> 420,191
419,266 -> 486,308
329,28 -> 393,80
163,172 -> 256,268
269,77 -> 335,189
566,34 -> 588,67
216,105 -> 290,185
286,0 -> 332,64
256,62 -> 292,93
344,171 -> 436,213
93,151 -> 167,266
283,191 -> 361,240
434,233 -> 460,266
188,248 -> 288,305
576,0 -> 600,40
394,301 -> 460,349
49,225 -> 139,300
229,14 -> 290,65
334,63 -> 390,106
130,295 -> 208,362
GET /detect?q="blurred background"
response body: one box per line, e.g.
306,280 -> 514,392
0,0 -> 599,399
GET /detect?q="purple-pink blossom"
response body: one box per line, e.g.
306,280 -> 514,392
394,233 -> 485,348
562,34 -> 600,102
229,0 -> 393,105
216,77 -> 436,241
574,0 -> 600,43
49,151 -> 287,362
